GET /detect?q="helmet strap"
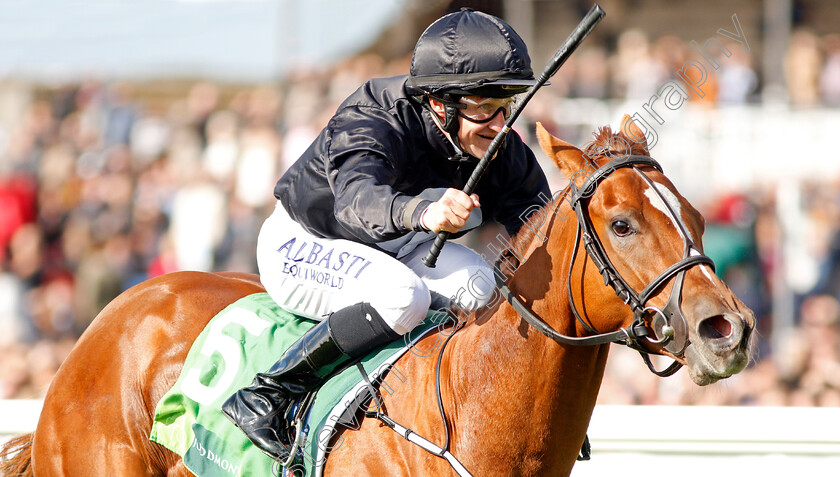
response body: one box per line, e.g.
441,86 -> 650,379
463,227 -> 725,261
442,103 -> 464,149
425,95 -> 475,162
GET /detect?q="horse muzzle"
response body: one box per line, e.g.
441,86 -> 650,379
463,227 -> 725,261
684,299 -> 754,385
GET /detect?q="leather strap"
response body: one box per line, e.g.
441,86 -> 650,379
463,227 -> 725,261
495,266 -> 651,347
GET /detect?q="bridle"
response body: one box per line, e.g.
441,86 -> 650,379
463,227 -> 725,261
496,155 -> 716,376
362,156 -> 704,475
363,155 -> 701,475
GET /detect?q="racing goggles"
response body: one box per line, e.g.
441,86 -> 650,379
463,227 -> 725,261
453,96 -> 518,123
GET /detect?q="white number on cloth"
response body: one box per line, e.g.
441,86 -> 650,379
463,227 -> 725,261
181,308 -> 272,405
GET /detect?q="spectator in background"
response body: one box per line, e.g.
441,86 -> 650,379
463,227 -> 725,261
570,47 -> 610,99
785,30 -> 822,106
718,47 -> 758,105
776,294 -> 840,406
819,33 -> 840,106
0,173 -> 36,263
651,35 -> 688,75
103,83 -> 139,147
201,109 -> 240,186
610,29 -> 668,100
0,259 -> 29,346
234,118 -> 281,211
170,176 -> 227,272
280,75 -> 328,173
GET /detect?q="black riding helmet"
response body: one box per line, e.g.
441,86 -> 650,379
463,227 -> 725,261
407,8 -> 538,159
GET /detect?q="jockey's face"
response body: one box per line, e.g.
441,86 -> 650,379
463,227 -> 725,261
429,95 -> 511,159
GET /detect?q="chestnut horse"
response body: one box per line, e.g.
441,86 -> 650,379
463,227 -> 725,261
0,116 -> 754,477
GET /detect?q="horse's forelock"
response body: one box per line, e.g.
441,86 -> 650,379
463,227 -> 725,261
582,126 -> 649,160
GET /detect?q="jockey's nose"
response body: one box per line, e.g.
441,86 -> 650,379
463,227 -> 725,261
487,109 -> 507,131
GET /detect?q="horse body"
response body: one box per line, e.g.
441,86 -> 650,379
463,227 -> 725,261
323,158 -> 624,476
30,272 -> 263,476
326,117 -> 755,476
1,117 -> 755,477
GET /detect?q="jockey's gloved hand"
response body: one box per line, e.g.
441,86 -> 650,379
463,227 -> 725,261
420,188 -> 480,234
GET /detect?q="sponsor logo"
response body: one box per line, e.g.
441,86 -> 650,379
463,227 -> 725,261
276,237 -> 372,289
190,438 -> 240,474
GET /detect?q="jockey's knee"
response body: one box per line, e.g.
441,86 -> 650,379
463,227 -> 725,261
452,263 -> 496,311
371,273 -> 431,336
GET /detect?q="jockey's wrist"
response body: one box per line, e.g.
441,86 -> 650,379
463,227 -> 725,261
402,197 -> 434,232
419,205 -> 432,232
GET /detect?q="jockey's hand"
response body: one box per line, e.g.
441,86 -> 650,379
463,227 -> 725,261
421,188 -> 480,234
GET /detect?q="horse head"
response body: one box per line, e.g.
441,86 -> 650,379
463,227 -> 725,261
527,115 -> 755,386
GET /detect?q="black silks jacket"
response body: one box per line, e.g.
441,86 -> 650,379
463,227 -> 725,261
274,75 -> 550,252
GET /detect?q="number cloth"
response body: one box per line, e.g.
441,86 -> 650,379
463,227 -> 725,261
150,292 -> 441,477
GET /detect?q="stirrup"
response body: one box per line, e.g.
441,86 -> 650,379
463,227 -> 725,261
279,390 -> 318,468
280,417 -> 306,468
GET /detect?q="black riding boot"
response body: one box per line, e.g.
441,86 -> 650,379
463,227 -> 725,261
221,302 -> 400,461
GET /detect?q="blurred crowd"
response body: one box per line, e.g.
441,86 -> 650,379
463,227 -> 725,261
1,28 -> 839,407
539,28 -> 840,107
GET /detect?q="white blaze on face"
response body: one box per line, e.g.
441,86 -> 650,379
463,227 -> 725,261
635,170 -> 715,283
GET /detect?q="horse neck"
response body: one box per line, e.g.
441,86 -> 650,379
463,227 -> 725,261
442,203 -> 611,470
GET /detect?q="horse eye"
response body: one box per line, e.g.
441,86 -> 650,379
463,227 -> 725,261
611,219 -> 633,237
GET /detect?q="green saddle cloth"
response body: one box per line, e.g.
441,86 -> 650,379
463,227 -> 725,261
149,292 -> 440,477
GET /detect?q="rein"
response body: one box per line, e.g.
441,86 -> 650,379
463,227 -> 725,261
345,155 -> 715,474
496,155 -> 716,377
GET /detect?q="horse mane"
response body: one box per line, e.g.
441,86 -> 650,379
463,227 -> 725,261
502,125 -> 650,270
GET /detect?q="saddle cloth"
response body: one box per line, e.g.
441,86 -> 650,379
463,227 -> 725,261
149,292 -> 441,477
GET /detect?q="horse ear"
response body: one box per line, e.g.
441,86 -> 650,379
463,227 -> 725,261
619,114 -> 649,151
535,122 -> 585,180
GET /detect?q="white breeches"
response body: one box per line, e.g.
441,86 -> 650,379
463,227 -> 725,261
257,201 -> 495,335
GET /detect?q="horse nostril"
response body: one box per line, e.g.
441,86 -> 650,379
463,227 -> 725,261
697,313 -> 746,354
699,315 -> 733,340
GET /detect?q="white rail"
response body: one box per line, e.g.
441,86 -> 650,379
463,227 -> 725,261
3,402 -> 839,474
0,400 -> 41,437
586,405 -> 840,455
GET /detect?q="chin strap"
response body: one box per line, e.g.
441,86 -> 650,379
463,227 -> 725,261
423,95 -> 477,163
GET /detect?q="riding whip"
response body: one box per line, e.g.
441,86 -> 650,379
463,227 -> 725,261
422,3 -> 606,267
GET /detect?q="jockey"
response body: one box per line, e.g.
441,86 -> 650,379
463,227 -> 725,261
222,8 -> 551,461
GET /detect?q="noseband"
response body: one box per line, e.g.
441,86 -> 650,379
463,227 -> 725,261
496,155 -> 716,376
